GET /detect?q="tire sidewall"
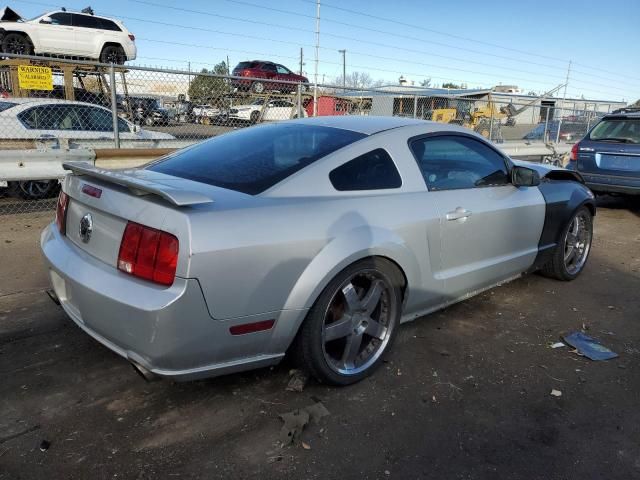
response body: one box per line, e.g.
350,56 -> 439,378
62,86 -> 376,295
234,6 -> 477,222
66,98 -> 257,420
556,206 -> 593,280
301,258 -> 403,385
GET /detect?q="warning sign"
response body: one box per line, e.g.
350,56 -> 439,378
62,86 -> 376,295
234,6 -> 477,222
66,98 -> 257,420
17,65 -> 53,90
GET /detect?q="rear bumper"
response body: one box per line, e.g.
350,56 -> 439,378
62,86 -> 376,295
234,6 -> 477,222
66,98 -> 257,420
580,172 -> 640,195
40,223 -> 293,381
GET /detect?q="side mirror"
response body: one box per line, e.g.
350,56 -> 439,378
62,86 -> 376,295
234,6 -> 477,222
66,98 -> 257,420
40,16 -> 53,24
511,166 -> 540,187
131,124 -> 141,133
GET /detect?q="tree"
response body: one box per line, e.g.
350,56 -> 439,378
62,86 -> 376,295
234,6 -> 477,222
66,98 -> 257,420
188,61 -> 230,104
420,78 -> 432,88
442,82 -> 462,89
631,99 -> 640,107
334,71 -> 375,89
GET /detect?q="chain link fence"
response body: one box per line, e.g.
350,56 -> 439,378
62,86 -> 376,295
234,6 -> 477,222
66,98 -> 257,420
0,54 -> 625,218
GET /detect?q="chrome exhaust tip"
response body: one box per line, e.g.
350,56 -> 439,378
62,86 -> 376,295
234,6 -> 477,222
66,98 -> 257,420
130,361 -> 159,382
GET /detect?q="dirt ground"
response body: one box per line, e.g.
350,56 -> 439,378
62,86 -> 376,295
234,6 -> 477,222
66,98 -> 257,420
1,197 -> 639,480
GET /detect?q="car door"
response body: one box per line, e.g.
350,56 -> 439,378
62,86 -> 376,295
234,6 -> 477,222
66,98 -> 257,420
70,13 -> 101,57
36,12 -> 77,54
409,133 -> 545,299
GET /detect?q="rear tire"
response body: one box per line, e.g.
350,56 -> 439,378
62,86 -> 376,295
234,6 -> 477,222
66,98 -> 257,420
541,206 -> 593,281
8,180 -> 59,200
292,258 -> 403,386
251,81 -> 265,94
249,110 -> 260,124
2,33 -> 33,56
100,45 -> 126,64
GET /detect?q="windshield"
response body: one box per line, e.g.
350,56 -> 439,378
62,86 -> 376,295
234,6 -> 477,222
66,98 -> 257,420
0,101 -> 17,112
251,99 -> 264,106
147,123 -> 366,194
589,118 -> 640,143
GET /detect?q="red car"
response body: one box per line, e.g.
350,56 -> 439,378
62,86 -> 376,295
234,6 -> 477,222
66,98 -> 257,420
232,61 -> 309,94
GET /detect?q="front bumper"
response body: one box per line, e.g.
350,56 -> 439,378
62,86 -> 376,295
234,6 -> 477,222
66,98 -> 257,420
41,224 -> 287,380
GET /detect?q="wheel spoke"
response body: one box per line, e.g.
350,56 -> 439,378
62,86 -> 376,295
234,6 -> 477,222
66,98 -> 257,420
324,316 -> 354,342
361,279 -> 384,315
340,332 -> 364,369
341,282 -> 361,313
364,318 -> 387,340
565,246 -> 576,263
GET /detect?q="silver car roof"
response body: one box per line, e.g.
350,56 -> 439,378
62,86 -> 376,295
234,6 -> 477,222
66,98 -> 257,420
286,115 -> 432,135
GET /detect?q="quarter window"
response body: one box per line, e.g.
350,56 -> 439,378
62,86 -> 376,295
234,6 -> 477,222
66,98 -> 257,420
330,149 -> 402,191
72,14 -> 100,28
410,135 -> 509,191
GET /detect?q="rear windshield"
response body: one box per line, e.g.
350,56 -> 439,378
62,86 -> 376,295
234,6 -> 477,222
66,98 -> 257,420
0,101 -> 16,112
147,124 -> 366,194
590,118 -> 640,144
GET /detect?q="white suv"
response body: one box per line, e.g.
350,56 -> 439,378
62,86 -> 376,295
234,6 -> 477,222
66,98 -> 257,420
0,7 -> 136,64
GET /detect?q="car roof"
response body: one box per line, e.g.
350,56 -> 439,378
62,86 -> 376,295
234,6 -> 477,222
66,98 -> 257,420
0,97 -> 110,108
286,115 -> 436,135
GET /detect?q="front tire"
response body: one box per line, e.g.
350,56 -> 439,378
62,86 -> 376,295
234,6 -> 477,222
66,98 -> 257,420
249,110 -> 260,124
2,33 -> 33,56
293,258 -> 403,386
541,206 -> 593,281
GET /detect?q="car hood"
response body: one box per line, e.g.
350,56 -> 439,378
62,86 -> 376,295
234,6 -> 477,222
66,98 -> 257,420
1,6 -> 22,22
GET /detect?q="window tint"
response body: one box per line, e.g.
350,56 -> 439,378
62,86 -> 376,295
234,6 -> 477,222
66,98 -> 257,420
72,14 -> 100,28
48,12 -> 72,26
0,101 -> 16,112
589,118 -> 640,144
19,105 -> 84,130
235,61 -> 258,69
410,135 -> 509,190
261,63 -> 277,72
97,18 -> 121,31
330,149 -> 402,191
148,124 -> 366,195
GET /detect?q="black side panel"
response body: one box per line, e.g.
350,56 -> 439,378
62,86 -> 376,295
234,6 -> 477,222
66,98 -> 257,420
531,179 -> 596,271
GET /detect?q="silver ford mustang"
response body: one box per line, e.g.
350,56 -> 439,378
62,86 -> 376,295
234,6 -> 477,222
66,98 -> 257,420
41,116 -> 595,385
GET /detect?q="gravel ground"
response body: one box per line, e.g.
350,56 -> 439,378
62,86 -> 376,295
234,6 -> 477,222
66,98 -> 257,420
1,197 -> 639,479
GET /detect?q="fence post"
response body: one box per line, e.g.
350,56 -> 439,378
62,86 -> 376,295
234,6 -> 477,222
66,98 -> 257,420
489,103 -> 494,142
413,95 -> 418,118
297,83 -> 302,118
543,106 -> 551,143
109,63 -> 120,149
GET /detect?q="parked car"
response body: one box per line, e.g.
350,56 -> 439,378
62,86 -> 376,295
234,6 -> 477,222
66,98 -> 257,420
124,97 -> 170,126
0,98 -> 174,140
191,104 -> 227,124
523,120 -> 590,143
42,117 -> 595,385
231,60 -> 309,93
229,98 -> 305,124
0,7 -> 136,63
567,111 -> 640,198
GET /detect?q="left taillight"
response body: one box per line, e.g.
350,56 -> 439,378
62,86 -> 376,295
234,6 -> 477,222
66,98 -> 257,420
55,191 -> 69,235
117,221 -> 179,287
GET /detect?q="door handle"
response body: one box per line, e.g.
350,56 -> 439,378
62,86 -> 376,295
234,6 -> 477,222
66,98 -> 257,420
446,207 -> 472,221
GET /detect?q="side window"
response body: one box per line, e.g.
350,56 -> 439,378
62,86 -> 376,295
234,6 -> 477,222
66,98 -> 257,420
276,65 -> 291,74
72,14 -> 100,28
48,12 -> 73,26
97,18 -> 122,31
78,106 -> 113,131
19,105 -> 83,130
261,63 -> 277,72
117,117 -> 130,132
330,149 -> 402,191
409,135 -> 509,191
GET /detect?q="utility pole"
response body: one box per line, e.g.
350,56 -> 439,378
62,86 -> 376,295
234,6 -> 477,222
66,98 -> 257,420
299,48 -> 303,75
555,60 -> 571,144
313,0 -> 320,117
338,49 -> 346,92
187,61 -> 191,93
226,55 -> 230,74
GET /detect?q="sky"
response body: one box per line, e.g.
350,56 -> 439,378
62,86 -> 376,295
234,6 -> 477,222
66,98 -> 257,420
10,0 -> 640,102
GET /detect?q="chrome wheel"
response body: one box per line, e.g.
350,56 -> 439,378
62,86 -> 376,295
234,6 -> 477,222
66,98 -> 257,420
564,210 -> 592,275
321,270 -> 396,376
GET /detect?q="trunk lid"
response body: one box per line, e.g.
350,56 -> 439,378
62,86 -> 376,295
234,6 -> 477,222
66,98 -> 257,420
577,139 -> 640,178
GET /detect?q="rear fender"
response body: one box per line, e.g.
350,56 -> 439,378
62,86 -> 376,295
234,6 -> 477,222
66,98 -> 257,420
271,226 -> 421,351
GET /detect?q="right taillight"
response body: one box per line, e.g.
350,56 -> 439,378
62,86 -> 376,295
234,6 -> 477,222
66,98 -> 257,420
117,221 -> 179,287
55,191 -> 69,235
570,142 -> 579,162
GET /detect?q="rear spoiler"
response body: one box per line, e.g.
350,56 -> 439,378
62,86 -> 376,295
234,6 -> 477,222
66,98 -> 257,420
63,161 -> 213,207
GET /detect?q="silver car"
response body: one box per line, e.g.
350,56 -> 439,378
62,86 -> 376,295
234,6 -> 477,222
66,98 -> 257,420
41,117 -> 595,385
